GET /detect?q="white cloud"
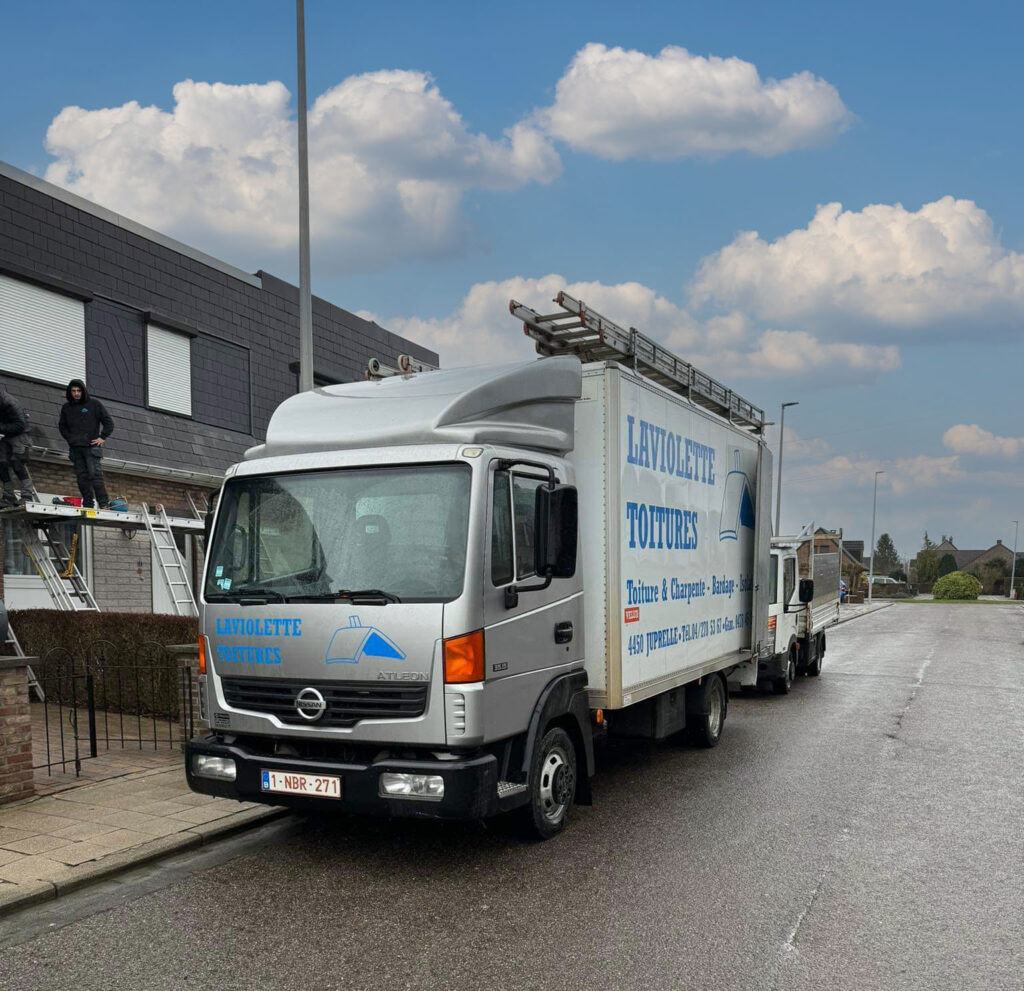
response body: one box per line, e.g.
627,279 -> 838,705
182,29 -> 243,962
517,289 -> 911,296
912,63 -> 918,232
692,197 -> 1024,335
537,43 -> 851,161
943,424 -> 1023,459
44,75 -> 560,272
785,454 -> 964,495
766,425 -> 832,461
364,276 -> 898,381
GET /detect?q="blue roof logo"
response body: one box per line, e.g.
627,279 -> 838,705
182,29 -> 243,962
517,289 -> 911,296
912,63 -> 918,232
324,616 -> 406,665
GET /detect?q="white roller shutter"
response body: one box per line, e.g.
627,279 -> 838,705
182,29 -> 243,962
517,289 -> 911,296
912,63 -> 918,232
147,325 -> 192,416
0,273 -> 86,383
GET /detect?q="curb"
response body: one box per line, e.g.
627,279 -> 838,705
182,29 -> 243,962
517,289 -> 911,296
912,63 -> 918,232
835,601 -> 895,626
0,805 -> 288,919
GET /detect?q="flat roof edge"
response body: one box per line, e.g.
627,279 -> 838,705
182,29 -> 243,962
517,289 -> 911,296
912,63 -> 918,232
0,160 -> 263,289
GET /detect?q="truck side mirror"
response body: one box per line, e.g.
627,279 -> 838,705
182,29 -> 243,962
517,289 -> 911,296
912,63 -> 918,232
798,578 -> 814,603
534,484 -> 578,579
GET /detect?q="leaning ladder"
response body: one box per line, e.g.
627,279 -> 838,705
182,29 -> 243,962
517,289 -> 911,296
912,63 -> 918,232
18,519 -> 99,611
142,504 -> 198,617
2,619 -> 44,701
510,290 -> 766,434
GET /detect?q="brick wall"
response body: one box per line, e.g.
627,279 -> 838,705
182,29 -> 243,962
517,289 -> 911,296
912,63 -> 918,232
0,661 -> 33,805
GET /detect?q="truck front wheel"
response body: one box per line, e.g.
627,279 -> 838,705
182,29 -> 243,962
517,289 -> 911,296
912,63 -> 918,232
689,675 -> 727,748
518,726 -> 577,840
773,647 -> 797,695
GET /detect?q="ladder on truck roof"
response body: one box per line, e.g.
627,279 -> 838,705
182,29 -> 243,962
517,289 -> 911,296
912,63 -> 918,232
510,290 -> 766,434
142,504 -> 198,617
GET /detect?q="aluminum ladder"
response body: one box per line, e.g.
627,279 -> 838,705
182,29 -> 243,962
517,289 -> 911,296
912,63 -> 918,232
142,503 -> 197,617
18,519 -> 99,611
1,616 -> 44,701
510,290 -> 766,434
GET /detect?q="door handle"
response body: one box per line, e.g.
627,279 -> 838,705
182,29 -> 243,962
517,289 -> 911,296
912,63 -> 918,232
554,621 -> 574,644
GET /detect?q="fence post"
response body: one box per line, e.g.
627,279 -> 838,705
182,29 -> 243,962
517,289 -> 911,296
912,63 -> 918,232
0,657 -> 36,806
167,643 -> 203,751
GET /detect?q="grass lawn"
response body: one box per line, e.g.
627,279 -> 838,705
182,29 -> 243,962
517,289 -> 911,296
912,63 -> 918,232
897,598 -> 1022,606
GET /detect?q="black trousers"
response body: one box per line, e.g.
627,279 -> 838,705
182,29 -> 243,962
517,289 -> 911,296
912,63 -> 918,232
69,446 -> 109,507
0,434 -> 32,489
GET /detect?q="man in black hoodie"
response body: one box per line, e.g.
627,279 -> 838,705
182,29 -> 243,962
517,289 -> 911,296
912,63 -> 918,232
58,379 -> 114,509
0,383 -> 38,506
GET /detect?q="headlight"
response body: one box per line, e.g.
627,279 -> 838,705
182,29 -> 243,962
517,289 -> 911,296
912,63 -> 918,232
192,754 -> 236,781
379,772 -> 444,800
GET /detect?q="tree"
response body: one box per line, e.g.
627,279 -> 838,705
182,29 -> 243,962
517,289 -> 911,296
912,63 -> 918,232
874,533 -> 900,576
938,553 -> 957,577
917,532 -> 939,587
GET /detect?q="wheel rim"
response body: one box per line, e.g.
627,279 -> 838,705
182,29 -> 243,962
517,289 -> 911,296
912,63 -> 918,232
538,745 -> 574,824
787,656 -> 795,686
708,683 -> 723,737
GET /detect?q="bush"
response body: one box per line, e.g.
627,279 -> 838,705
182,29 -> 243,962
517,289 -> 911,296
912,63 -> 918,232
5,610 -> 198,717
931,571 -> 982,601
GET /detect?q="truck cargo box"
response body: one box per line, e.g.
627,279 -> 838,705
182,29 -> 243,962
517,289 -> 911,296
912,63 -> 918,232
572,362 -> 772,709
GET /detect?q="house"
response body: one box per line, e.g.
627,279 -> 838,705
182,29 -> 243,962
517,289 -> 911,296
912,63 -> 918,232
808,527 -> 865,587
0,160 -> 436,613
917,537 -> 1023,594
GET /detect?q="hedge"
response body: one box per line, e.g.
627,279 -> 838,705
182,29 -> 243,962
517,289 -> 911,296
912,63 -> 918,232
931,571 -> 982,601
5,610 -> 198,717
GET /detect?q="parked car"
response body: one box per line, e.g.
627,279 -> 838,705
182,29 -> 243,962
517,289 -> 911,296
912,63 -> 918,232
868,576 -> 901,585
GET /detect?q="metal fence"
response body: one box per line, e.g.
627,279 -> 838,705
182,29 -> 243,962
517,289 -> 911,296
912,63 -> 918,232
31,640 -> 194,777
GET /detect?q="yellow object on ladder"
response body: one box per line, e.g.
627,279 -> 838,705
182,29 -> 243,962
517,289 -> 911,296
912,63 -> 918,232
60,532 -> 79,579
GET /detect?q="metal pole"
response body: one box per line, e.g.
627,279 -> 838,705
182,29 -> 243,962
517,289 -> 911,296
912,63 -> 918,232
775,402 -> 798,536
867,470 -> 884,602
1010,520 -> 1019,599
296,0 -> 314,392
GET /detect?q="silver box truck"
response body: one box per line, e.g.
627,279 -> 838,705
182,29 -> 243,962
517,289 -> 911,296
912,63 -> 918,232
187,292 -> 790,838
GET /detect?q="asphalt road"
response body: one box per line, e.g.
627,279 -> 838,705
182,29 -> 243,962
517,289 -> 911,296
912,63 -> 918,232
1,602 -> 1021,991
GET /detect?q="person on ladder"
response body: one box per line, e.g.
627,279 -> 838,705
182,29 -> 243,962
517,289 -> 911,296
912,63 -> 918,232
58,379 -> 115,509
0,381 -> 39,507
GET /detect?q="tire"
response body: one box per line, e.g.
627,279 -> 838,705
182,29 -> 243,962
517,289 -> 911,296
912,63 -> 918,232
517,726 -> 577,841
807,632 -> 824,677
773,647 -> 797,695
689,675 -> 727,748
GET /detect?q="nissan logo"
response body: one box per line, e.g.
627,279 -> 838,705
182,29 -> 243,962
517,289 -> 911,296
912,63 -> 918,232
294,687 -> 327,722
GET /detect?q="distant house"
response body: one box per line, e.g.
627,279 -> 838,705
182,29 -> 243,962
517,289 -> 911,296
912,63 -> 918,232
809,527 -> 865,587
918,537 -> 1023,594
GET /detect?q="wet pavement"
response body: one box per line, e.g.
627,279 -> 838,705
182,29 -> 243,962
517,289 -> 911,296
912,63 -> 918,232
1,602 -> 1021,990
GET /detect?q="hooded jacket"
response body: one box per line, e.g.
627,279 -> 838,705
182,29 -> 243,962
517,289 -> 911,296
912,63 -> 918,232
59,380 -> 114,448
0,386 -> 29,438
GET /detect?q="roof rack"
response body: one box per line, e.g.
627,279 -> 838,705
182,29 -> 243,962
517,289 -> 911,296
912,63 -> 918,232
510,290 -> 766,434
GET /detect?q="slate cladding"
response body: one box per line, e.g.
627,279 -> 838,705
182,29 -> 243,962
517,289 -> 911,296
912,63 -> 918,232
0,164 -> 437,475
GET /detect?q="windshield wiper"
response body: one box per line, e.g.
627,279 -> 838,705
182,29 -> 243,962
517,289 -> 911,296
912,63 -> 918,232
206,587 -> 287,604
285,588 -> 401,604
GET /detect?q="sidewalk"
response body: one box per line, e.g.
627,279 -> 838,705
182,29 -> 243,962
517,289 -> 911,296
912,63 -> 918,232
0,764 -> 284,917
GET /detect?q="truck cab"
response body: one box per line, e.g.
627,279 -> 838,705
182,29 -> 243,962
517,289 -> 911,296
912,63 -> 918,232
758,529 -> 841,693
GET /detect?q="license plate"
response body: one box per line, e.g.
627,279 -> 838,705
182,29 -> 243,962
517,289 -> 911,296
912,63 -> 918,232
260,769 -> 341,799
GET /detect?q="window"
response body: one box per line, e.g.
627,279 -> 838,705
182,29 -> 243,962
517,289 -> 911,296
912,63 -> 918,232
491,471 -> 513,586
783,557 -> 796,604
147,325 -> 192,415
205,465 -> 471,603
3,520 -> 90,580
0,273 -> 85,383
490,470 -> 544,586
769,553 -> 779,604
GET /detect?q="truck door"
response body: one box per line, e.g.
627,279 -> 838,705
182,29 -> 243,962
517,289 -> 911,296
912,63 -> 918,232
481,465 -> 583,741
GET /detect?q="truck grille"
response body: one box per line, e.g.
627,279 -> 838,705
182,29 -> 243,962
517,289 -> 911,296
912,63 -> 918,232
220,677 -> 428,727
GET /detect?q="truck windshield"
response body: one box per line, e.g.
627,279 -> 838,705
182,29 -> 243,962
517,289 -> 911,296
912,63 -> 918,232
204,464 -> 471,603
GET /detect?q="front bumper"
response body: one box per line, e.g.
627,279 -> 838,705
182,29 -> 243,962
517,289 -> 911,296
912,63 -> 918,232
185,735 -> 507,820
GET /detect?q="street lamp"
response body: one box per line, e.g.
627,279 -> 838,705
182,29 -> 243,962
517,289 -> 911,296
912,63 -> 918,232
867,470 -> 884,602
1010,520 -> 1019,599
295,0 -> 314,392
774,402 -> 799,536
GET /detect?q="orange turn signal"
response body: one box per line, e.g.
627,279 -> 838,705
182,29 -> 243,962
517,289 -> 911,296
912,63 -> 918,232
767,616 -> 777,630
198,635 -> 208,675
443,630 -> 485,683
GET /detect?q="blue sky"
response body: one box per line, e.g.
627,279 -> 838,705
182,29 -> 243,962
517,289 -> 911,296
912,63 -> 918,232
2,0 -> 1022,560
